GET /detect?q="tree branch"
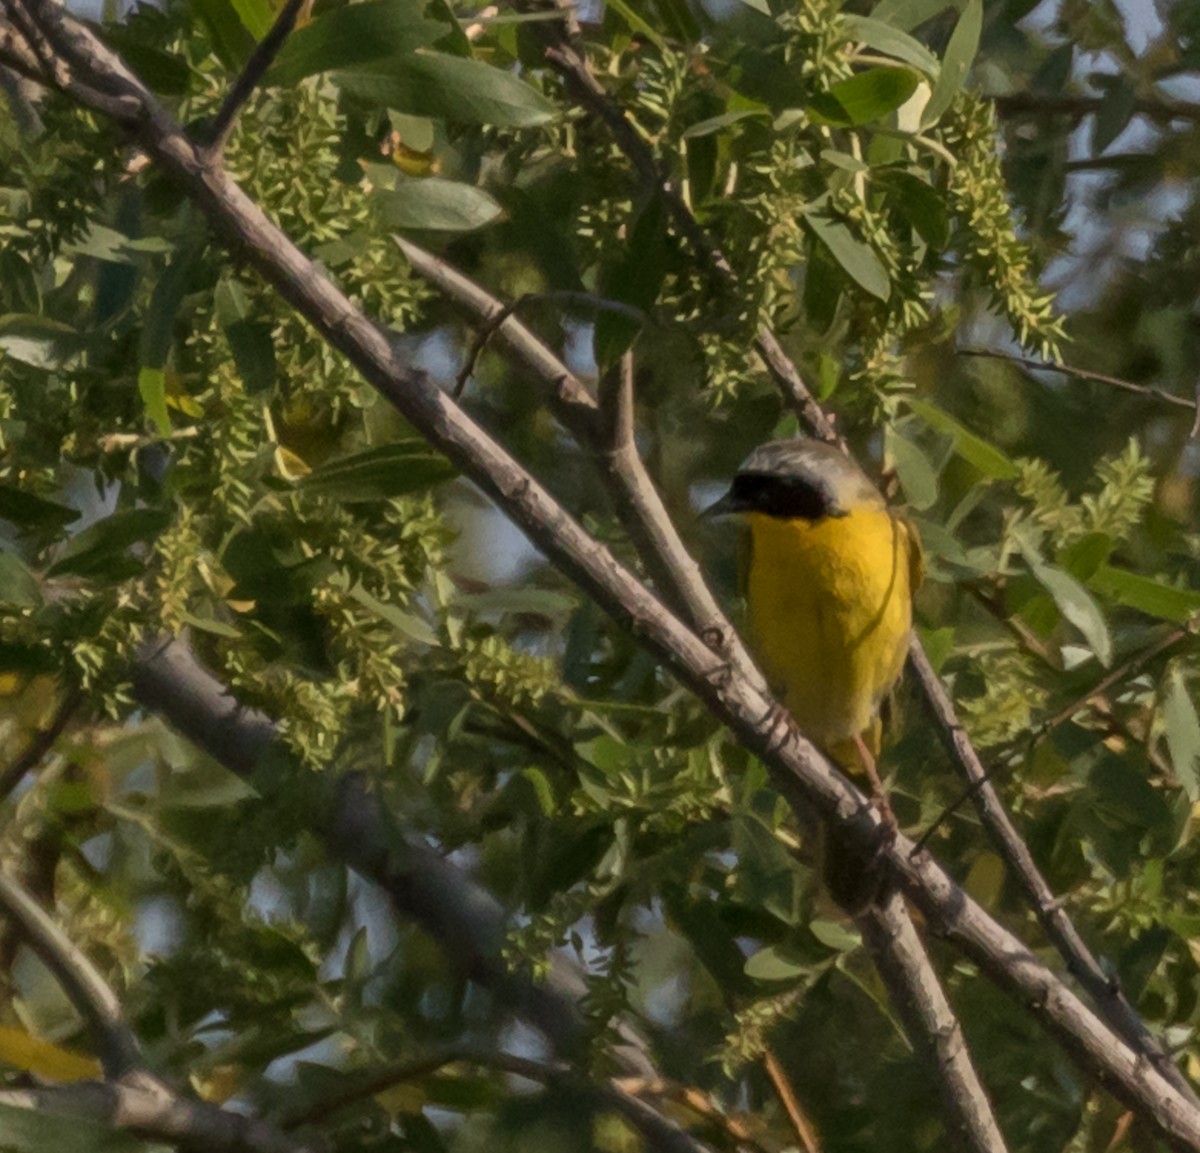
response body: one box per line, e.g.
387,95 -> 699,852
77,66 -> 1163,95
0,869 -> 142,1078
0,687 -> 80,802
205,0 -> 305,155
994,91 -> 1200,125
959,347 -> 1197,415
130,636 -> 588,1060
281,1044 -> 723,1153
393,235 -> 766,691
0,1081 -> 319,1153
19,10 -> 1200,1146
861,892 -> 1006,1153
531,14 -> 1196,1110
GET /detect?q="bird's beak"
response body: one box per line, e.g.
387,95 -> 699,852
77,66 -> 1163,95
701,491 -> 739,519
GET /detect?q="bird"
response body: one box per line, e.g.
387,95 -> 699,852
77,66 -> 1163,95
709,437 -> 920,780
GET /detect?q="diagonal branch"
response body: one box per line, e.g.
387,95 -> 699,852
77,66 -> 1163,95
0,1081 -> 319,1153
130,636 -> 589,1060
205,0 -> 306,155
861,892 -> 1006,1153
18,11 -> 1200,1146
0,869 -> 142,1078
281,1043 -> 723,1153
534,14 -> 1196,1106
394,236 -> 765,691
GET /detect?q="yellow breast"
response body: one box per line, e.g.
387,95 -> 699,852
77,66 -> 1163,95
745,506 -> 914,768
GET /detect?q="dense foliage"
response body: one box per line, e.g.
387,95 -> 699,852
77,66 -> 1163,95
3,0 -> 1200,1150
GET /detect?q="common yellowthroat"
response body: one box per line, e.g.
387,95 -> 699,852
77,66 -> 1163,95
712,438 -> 920,773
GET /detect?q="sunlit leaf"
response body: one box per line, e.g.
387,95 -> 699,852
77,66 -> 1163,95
375,177 -> 503,232
922,0 -> 981,125
1161,667 -> 1200,802
804,208 -> 891,300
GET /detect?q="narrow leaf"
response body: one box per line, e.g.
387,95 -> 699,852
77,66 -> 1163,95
1161,667 -> 1200,801
297,441 -> 457,502
375,177 -> 503,232
47,508 -> 172,579
904,398 -> 1019,480
922,0 -> 981,126
137,366 -> 171,437
810,67 -> 921,126
1018,537 -> 1113,667
266,0 -> 443,86
0,487 -> 80,531
0,553 -> 39,608
335,50 -> 555,128
1088,565 -> 1200,624
843,15 -> 940,75
804,210 -> 891,300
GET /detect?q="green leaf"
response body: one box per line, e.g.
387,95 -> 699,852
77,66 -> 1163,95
869,0 -> 957,32
344,582 -> 438,646
682,107 -> 769,138
140,241 -> 197,370
191,0 -> 257,68
604,0 -> 668,48
810,67 -> 921,126
180,611 -> 243,639
297,441 -> 457,502
0,1102 -> 142,1153
904,398 -> 1019,480
375,177 -> 503,232
877,168 -> 949,249
1161,667 -> 1200,802
733,0 -> 771,14
138,367 -> 171,438
0,486 -> 80,531
266,0 -> 443,86
1088,565 -> 1200,624
744,945 -> 809,982
1093,78 -> 1138,153
843,15 -> 940,75
886,425 -> 939,510
594,196 -> 669,368
1017,537 -> 1113,667
0,552 -> 39,608
224,321 -> 277,395
922,0 -> 981,126
0,315 -> 79,370
335,50 -> 556,128
229,0 -> 274,39
809,918 -> 862,951
46,508 -> 172,579
804,208 -> 891,301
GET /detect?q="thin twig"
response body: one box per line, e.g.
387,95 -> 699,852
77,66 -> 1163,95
761,1048 -> 822,1153
908,643 -> 1195,1102
0,869 -> 141,1078
0,687 -> 81,802
539,19 -> 1199,1107
959,347 -> 1196,414
35,14 -> 1200,1143
1037,622 -> 1194,736
861,891 -> 1008,1153
538,21 -> 1005,1149
282,1045 -> 723,1153
205,0 -> 306,155
394,236 -> 766,692
994,91 -> 1200,125
450,289 -> 644,397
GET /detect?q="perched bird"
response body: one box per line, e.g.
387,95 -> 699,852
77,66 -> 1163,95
710,438 -> 920,776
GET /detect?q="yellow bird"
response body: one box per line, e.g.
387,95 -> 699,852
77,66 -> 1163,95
712,438 -> 920,775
